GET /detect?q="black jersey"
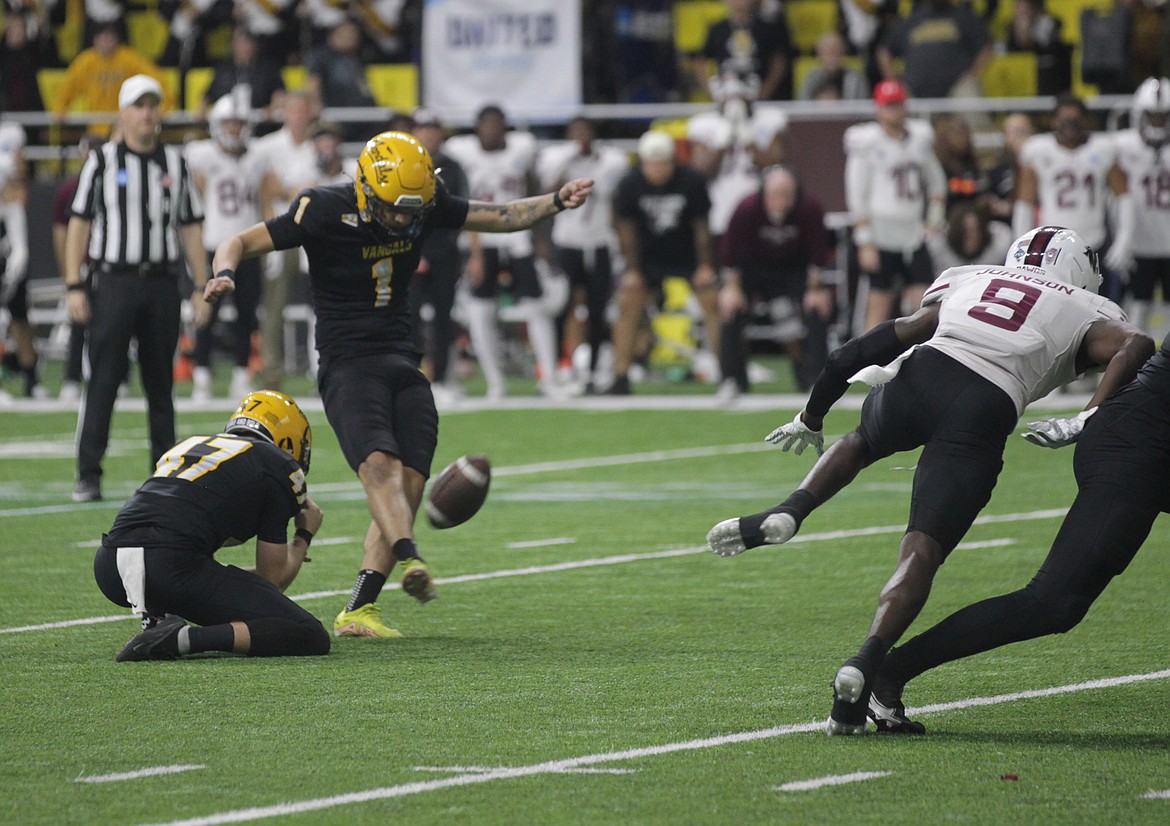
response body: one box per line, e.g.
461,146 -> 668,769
1135,331 -> 1170,407
612,164 -> 711,279
106,434 -> 307,555
265,181 -> 469,359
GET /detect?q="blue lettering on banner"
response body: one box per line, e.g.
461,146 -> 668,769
447,13 -> 557,49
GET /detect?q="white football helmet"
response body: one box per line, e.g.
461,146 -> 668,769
1007,226 -> 1101,292
1133,77 -> 1170,147
208,95 -> 250,153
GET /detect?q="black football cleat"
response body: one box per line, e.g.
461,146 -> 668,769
826,664 -> 870,736
115,615 -> 186,662
868,678 -> 926,734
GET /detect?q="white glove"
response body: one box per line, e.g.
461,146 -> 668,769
1021,407 -> 1097,449
1104,243 -> 1132,274
765,412 -> 824,456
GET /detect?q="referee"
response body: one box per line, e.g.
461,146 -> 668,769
65,74 -> 209,502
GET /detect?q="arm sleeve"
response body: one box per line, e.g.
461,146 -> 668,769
805,321 -> 907,418
430,180 -> 470,229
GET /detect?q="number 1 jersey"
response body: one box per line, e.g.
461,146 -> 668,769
921,265 -> 1126,415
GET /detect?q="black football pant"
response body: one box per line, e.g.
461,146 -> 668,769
77,271 -> 181,485
193,255 -> 261,368
881,381 -> 1170,686
409,250 -> 460,384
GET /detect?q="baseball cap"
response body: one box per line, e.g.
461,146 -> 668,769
412,108 -> 443,129
637,130 -> 675,162
873,79 -> 907,106
119,74 -> 164,109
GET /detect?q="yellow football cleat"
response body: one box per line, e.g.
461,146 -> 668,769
333,603 -> 402,638
399,558 -> 437,604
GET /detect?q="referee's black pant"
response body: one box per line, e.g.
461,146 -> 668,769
78,270 -> 181,485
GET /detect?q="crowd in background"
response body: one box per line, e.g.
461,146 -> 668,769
3,0 -> 1170,405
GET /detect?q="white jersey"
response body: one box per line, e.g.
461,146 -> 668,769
1113,129 -> 1170,258
445,131 -> 538,253
919,264 -> 1126,415
687,111 -> 759,236
249,127 -> 320,214
1020,132 -> 1116,249
844,119 -> 946,252
185,139 -> 267,250
0,121 -> 25,190
536,140 -> 629,250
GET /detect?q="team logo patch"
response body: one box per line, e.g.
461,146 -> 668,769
1013,243 -> 1026,263
116,169 -> 128,187
160,174 -> 173,189
342,213 -> 358,227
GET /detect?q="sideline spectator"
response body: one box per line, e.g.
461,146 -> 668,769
927,202 -> 1014,271
64,75 -> 209,502
407,109 -> 469,401
608,130 -> 717,395
0,120 -> 40,400
717,165 -> 834,396
304,20 -> 378,141
800,32 -> 870,101
932,113 -> 992,216
0,15 -> 48,112
53,23 -> 168,136
986,112 -> 1034,223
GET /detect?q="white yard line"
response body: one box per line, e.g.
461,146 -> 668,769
1142,790 -> 1170,800
774,771 -> 892,792
412,765 -> 636,776
143,669 -> 1170,826
75,765 -> 206,784
1,514 -> 1039,635
505,537 -> 577,549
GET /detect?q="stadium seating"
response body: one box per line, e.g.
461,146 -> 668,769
126,11 -> 170,62
673,0 -> 728,54
785,1 -> 838,54
980,53 -> 1039,98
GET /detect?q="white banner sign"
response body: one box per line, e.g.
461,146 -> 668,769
422,0 -> 582,121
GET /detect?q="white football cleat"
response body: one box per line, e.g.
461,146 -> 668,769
706,512 -> 797,557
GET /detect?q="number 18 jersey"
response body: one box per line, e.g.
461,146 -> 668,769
920,265 -> 1126,415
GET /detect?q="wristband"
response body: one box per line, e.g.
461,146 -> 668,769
65,282 -> 86,292
294,527 -> 314,547
214,268 -> 235,281
552,191 -> 566,212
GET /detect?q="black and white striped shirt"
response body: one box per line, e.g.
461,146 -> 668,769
70,141 -> 203,267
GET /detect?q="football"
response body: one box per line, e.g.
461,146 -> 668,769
425,454 -> 491,529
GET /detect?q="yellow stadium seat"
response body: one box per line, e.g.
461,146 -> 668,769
1049,0 -> 1113,45
282,66 -> 306,90
185,67 -> 214,112
126,11 -> 170,62
366,64 -> 419,111
37,69 -> 74,113
674,1 -> 728,54
786,1 -> 838,54
1070,46 -> 1099,99
55,0 -> 84,64
980,53 -> 1038,98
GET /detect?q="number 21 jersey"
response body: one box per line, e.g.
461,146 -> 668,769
921,264 -> 1126,415
1020,133 -> 1116,249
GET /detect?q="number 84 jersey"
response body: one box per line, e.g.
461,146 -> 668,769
184,139 -> 268,250
920,265 -> 1126,416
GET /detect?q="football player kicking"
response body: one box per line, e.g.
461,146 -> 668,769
706,227 -> 1154,734
206,131 -> 593,639
95,391 -> 329,661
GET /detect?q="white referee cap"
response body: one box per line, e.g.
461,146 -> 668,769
119,74 -> 164,109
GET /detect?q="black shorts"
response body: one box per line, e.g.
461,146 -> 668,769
1130,257 -> 1170,302
868,245 -> 934,290
858,346 -> 1018,555
94,542 -> 319,628
317,352 -> 438,475
0,267 -> 27,320
556,245 -> 613,290
470,248 -> 542,300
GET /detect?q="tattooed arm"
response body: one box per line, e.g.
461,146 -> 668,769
463,178 -> 594,232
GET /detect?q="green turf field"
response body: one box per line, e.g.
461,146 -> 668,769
3,400 -> 1169,825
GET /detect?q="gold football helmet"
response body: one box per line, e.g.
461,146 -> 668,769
225,390 -> 312,472
355,131 -> 436,237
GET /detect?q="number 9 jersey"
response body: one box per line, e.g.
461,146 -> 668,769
265,182 -> 468,360
920,264 -> 1126,415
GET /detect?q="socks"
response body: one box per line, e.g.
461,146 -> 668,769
180,624 -> 235,655
739,489 -> 819,548
346,569 -> 388,612
392,538 -> 420,563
